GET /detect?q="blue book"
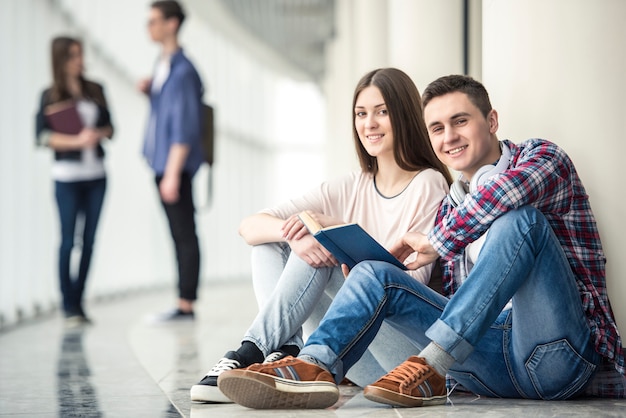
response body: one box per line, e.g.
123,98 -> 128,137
298,211 -> 407,271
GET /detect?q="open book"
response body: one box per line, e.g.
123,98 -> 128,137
298,211 -> 407,270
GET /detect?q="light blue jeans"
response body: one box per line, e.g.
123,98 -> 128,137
243,242 -> 420,386
301,206 -> 600,399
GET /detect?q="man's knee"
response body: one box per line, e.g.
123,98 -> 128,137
492,205 -> 548,231
350,260 -> 403,286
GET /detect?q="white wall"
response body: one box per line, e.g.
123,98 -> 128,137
0,0 -> 326,328
323,0 -> 467,178
2,0 -> 623,336
323,0 -> 624,333
482,0 -> 625,332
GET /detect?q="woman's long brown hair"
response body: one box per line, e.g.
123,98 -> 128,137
352,68 -> 452,185
49,36 -> 102,105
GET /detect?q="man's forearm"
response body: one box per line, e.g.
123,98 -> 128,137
164,143 -> 190,178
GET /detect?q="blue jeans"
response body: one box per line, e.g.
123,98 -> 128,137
244,242 -> 421,387
55,178 -> 106,316
300,206 -> 600,399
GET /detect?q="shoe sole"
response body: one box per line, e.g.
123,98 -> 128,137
64,317 -> 88,329
190,384 -> 233,403
218,370 -> 339,409
363,385 -> 447,407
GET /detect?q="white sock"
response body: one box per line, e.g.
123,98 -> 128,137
419,342 -> 455,376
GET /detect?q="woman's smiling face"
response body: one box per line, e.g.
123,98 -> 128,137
354,85 -> 394,159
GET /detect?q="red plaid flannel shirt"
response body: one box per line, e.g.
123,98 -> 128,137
430,139 -> 624,397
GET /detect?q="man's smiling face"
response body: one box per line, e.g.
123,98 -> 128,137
424,91 -> 501,181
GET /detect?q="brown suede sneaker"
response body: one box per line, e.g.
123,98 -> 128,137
217,355 -> 339,409
363,356 -> 447,407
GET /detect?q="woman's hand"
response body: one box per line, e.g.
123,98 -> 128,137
76,128 -> 101,148
288,234 -> 337,268
281,214 -> 310,241
281,211 -> 345,241
341,264 -> 350,278
389,231 -> 439,270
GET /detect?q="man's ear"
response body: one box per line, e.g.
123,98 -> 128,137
166,18 -> 180,35
488,109 -> 499,134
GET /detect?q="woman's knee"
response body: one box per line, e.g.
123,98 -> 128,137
251,242 -> 289,261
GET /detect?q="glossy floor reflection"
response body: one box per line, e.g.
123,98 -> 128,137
0,281 -> 624,417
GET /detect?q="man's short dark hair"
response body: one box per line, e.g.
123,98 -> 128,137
151,0 -> 186,30
422,75 -> 493,118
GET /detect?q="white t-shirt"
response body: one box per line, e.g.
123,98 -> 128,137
144,55 -> 172,164
262,169 -> 449,284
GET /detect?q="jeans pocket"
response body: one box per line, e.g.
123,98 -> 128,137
525,339 -> 596,400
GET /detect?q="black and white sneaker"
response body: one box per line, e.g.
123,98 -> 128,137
190,351 -> 245,403
263,350 -> 289,363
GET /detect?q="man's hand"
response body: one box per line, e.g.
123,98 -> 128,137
160,144 -> 189,204
288,234 -> 337,268
137,77 -> 152,95
159,173 -> 180,204
389,231 -> 439,270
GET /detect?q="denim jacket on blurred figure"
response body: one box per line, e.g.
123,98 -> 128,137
142,48 -> 204,177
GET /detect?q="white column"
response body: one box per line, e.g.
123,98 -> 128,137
324,0 -> 469,177
352,0 -> 389,77
387,0 -> 465,90
482,0 -> 626,330
322,0 -> 359,178
467,0 -> 482,79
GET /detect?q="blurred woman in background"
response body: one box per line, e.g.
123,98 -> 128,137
35,36 -> 114,327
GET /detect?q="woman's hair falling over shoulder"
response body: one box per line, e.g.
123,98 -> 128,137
352,68 -> 452,185
48,36 -> 104,106
49,36 -> 81,103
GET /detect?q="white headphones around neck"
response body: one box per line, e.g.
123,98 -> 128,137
449,142 -> 512,207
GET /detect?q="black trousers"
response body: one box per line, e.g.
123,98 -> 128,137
155,172 -> 200,301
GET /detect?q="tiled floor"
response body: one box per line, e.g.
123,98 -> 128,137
0,281 -> 624,417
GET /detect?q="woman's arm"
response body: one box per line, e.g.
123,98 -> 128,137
47,128 -> 101,151
96,125 -> 113,139
239,213 -> 337,267
239,213 -> 287,246
35,85 -> 112,149
95,83 -> 114,139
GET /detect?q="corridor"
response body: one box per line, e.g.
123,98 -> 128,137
1,282 -> 623,417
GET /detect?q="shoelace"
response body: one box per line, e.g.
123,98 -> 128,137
207,357 -> 241,376
384,361 -> 428,388
264,356 -> 296,368
263,351 -> 286,364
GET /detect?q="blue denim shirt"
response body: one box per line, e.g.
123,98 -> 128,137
143,48 -> 204,177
